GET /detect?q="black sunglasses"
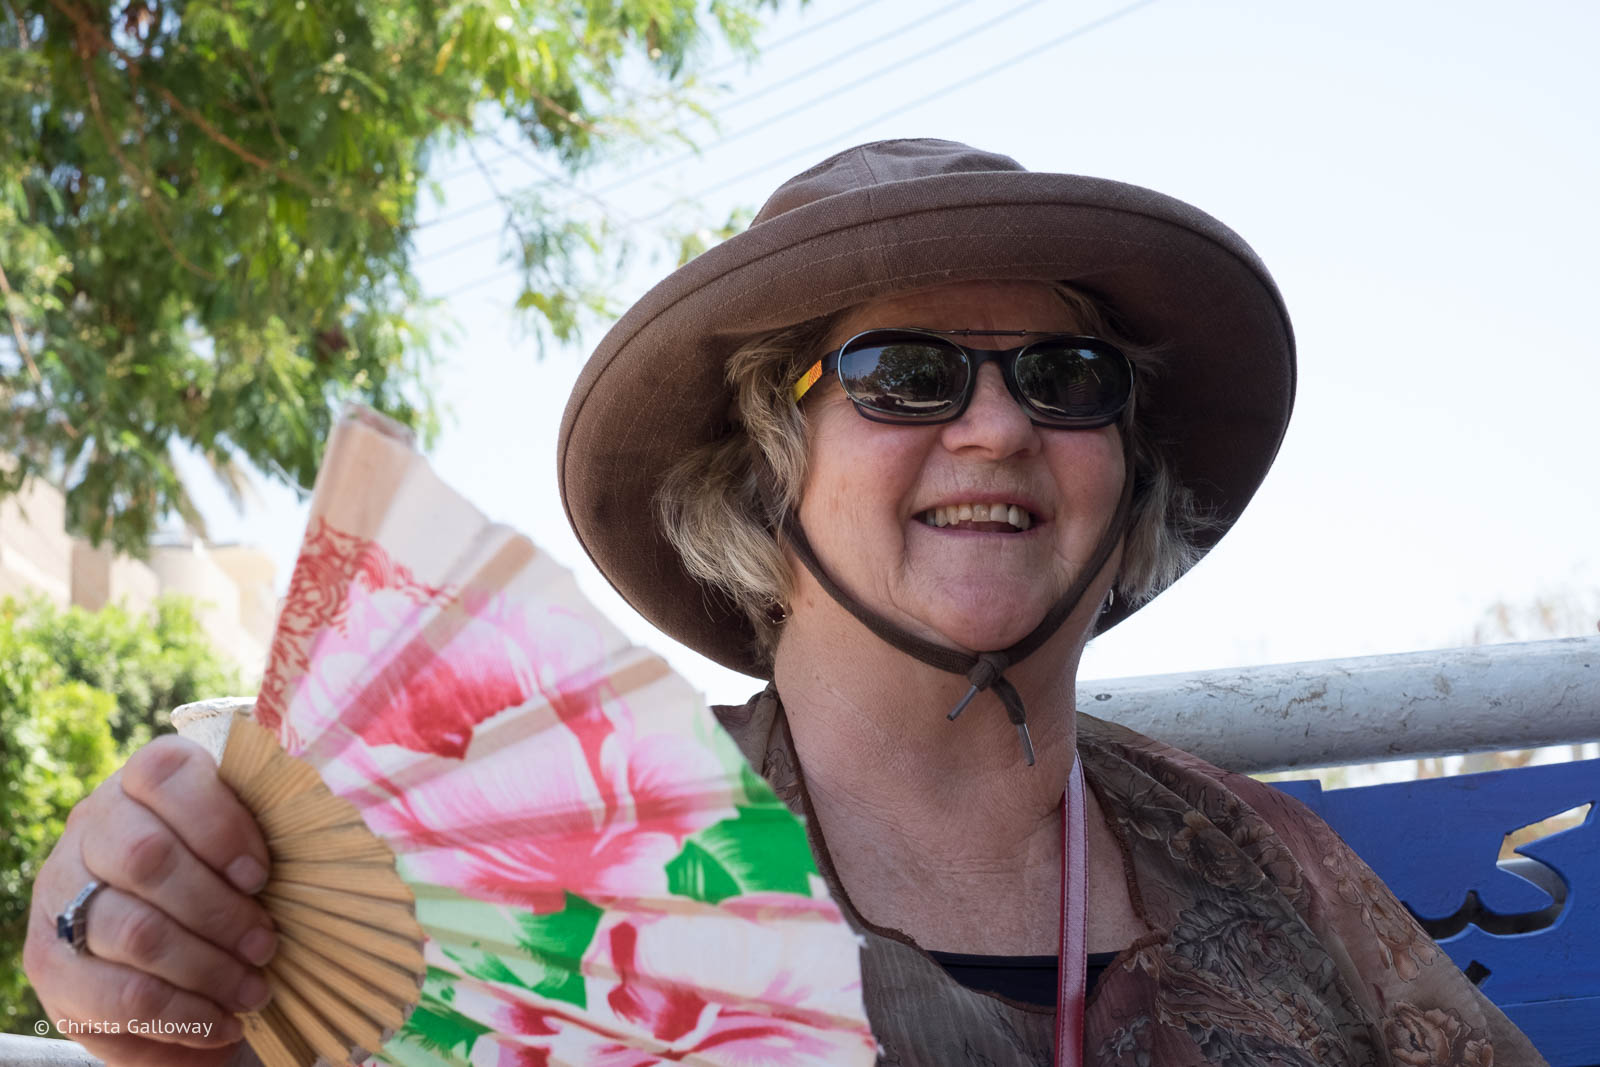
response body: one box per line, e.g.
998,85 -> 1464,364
792,328 -> 1134,428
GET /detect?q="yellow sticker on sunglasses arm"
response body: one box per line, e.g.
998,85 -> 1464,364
793,361 -> 825,404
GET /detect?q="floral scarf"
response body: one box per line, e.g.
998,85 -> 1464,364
713,688 -> 1547,1066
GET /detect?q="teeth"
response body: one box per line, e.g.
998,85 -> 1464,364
920,503 -> 1033,531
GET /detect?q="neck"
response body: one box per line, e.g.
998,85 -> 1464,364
771,599 -> 1098,951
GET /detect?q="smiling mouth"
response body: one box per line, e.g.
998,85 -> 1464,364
919,503 -> 1035,532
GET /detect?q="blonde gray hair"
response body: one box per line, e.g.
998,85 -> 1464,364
655,284 -> 1215,671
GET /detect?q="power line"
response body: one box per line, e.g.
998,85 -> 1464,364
421,186 -> 507,229
429,0 -> 1051,231
629,0 -> 1161,221
485,136 -> 623,218
423,139 -> 621,232
420,139 -> 623,259
712,0 -> 984,116
432,0 -> 895,187
704,0 -> 896,77
578,0 -> 1062,200
438,0 -> 1159,301
419,134 -> 626,260
426,221 -> 509,261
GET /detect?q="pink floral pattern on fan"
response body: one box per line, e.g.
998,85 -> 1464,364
598,902 -> 870,1057
455,901 -> 871,1067
262,409 -> 875,1067
257,518 -> 451,749
296,581 -> 544,762
282,569 -> 734,911
361,661 -> 730,910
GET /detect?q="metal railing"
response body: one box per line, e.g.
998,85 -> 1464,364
1082,635 -> 1600,773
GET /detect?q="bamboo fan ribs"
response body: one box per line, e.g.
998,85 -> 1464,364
214,406 -> 876,1067
220,714 -> 424,1067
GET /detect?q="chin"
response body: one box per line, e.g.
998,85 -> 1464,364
923,600 -> 1050,652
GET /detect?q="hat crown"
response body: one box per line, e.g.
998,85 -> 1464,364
751,139 -> 1027,227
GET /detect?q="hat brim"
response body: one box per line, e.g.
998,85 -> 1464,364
559,169 -> 1296,678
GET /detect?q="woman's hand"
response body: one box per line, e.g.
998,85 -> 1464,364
22,735 -> 277,1067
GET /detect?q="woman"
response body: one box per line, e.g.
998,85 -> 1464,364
557,139 -> 1546,1064
22,140 -> 1543,1066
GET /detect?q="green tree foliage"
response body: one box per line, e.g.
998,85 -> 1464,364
0,0 -> 778,552
17,595 -> 238,746
0,595 -> 238,1029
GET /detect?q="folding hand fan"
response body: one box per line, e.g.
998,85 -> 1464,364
212,407 -> 876,1067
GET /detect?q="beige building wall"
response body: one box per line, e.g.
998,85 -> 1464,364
71,541 -> 161,614
1,476 -> 275,677
149,542 -> 268,677
0,477 -> 73,607
209,545 -> 278,650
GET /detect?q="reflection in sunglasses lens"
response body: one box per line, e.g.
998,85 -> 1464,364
841,342 -> 963,417
1018,345 -> 1125,421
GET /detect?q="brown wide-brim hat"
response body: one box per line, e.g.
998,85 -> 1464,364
560,139 -> 1295,678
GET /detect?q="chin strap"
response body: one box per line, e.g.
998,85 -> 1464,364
779,426 -> 1137,766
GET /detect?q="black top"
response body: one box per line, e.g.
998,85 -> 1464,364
928,950 -> 1120,1008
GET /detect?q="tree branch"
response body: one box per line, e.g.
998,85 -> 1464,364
220,0 -> 292,158
48,0 -> 388,227
516,79 -> 603,136
53,0 -> 278,169
5,0 -> 30,48
0,260 -> 42,383
466,138 -> 535,254
242,54 -> 291,159
79,51 -> 221,282
425,104 -> 474,129
484,127 -> 616,217
0,262 -> 78,440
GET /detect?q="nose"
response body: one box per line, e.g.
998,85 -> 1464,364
938,363 -> 1040,458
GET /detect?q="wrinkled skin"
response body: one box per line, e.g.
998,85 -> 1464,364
796,279 -> 1125,654
23,735 -> 276,1066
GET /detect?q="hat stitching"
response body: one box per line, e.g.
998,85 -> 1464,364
852,146 -> 895,285
715,230 -> 1169,311
724,241 -> 1154,314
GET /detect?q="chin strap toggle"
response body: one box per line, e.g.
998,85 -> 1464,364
948,652 -> 1034,765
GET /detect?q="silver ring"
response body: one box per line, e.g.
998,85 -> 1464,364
55,880 -> 105,955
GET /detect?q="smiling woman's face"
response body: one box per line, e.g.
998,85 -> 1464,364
791,279 -> 1126,652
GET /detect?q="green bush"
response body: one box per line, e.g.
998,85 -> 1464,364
0,596 -> 239,1030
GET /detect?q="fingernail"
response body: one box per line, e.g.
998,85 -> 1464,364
236,973 -> 272,1013
226,855 -> 268,894
238,926 -> 277,967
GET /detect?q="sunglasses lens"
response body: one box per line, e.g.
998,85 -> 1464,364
837,336 -> 966,419
1015,342 -> 1132,424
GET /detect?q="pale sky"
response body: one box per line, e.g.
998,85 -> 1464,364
185,0 -> 1600,709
